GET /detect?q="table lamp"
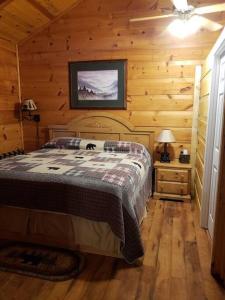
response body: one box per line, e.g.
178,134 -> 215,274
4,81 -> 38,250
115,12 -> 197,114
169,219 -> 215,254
156,129 -> 176,163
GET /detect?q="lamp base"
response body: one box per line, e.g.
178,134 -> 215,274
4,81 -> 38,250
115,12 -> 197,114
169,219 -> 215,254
33,114 -> 40,122
160,152 -> 170,163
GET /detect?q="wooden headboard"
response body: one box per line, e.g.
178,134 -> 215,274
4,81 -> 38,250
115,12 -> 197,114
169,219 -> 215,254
48,112 -> 154,154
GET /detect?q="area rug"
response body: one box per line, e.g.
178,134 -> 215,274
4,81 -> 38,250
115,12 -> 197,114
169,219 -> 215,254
0,242 -> 85,281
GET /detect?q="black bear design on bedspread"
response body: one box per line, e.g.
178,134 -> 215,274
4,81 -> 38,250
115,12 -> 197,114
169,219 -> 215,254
86,143 -> 96,150
132,162 -> 142,169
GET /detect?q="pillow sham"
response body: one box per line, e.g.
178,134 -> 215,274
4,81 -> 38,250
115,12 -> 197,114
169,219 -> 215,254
42,137 -> 81,150
42,137 -> 149,156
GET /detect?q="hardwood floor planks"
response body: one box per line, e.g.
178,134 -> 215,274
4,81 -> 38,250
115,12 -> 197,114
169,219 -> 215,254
193,204 -> 225,300
171,206 -> 187,300
184,240 -> 206,299
0,200 -> 224,300
153,202 -> 173,300
13,276 -> 45,300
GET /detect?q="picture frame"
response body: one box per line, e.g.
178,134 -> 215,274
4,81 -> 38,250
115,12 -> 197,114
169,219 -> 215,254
69,59 -> 127,109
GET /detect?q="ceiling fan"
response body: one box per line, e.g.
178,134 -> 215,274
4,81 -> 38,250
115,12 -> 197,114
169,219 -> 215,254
129,0 -> 225,38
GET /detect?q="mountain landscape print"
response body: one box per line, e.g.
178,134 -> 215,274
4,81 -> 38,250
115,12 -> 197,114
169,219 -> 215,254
77,70 -> 118,100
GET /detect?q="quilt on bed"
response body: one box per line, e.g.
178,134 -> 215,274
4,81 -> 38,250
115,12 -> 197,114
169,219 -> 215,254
0,140 -> 152,263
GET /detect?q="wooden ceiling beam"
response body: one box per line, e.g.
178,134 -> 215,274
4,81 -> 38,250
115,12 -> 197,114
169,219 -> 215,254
0,0 -> 13,10
26,0 -> 55,20
19,0 -> 83,45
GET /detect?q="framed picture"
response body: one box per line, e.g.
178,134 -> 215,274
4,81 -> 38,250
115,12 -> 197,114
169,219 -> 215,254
69,59 -> 127,109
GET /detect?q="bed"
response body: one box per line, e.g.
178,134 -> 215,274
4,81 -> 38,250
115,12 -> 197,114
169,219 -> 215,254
0,113 -> 154,263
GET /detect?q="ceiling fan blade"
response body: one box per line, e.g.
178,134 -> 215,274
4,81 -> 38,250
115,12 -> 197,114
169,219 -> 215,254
195,3 -> 225,15
193,15 -> 223,31
129,14 -> 174,22
171,0 -> 188,10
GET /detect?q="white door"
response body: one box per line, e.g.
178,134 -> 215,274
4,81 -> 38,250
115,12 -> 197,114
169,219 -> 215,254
208,54 -> 225,238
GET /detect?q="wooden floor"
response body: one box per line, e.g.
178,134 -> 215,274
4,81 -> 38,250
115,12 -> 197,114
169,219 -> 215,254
0,200 -> 225,300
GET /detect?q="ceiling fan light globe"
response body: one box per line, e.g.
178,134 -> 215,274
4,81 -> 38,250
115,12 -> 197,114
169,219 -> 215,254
172,0 -> 188,11
168,17 -> 200,38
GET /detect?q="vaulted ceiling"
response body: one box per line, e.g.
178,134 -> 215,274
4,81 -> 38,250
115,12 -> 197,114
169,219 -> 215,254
0,0 -> 81,43
0,0 -> 225,45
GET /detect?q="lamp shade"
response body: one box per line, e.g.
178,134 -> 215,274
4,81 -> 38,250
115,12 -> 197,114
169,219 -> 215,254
156,129 -> 176,143
21,99 -> 37,111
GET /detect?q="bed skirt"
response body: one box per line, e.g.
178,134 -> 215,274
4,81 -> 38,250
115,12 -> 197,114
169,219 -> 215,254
0,205 -> 146,259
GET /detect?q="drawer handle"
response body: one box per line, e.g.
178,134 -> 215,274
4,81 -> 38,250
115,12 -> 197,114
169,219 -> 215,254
160,174 -> 164,180
180,188 -> 184,195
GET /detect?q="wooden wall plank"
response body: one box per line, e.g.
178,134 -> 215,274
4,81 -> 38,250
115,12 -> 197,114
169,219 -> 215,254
194,58 -> 212,209
196,153 -> 204,184
0,39 -> 22,153
198,119 -> 207,140
17,0 -> 219,163
199,96 -> 209,121
32,95 -> 193,112
200,71 -> 212,98
195,169 -> 203,205
197,136 -> 206,163
194,183 -> 201,210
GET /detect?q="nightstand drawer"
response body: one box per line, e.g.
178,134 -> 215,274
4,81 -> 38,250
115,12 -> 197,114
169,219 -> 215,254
157,168 -> 189,183
157,181 -> 189,195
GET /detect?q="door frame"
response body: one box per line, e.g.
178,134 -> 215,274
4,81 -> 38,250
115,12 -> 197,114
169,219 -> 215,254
201,28 -> 225,228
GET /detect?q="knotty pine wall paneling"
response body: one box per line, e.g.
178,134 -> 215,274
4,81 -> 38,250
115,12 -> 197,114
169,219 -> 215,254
194,58 -> 211,210
0,39 -> 23,153
18,0 -> 218,157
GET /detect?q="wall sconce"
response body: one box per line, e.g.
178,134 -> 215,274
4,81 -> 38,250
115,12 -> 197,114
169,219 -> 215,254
21,99 -> 41,149
21,99 -> 40,122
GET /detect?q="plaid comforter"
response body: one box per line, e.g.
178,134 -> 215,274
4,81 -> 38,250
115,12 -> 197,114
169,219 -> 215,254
0,141 -> 152,263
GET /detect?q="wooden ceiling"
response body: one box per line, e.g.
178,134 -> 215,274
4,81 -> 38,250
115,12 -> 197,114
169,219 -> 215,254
0,0 -> 225,45
0,0 -> 81,43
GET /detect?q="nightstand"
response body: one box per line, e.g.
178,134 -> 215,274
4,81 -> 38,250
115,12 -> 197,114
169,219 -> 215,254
153,160 -> 192,202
